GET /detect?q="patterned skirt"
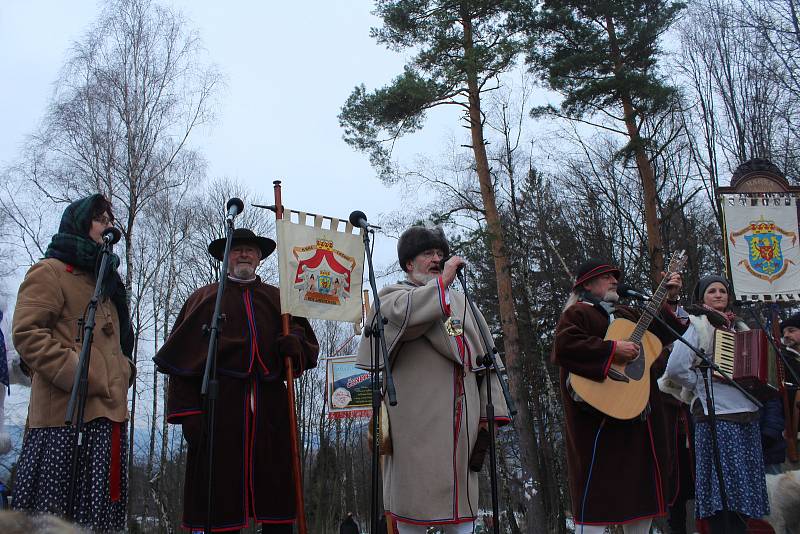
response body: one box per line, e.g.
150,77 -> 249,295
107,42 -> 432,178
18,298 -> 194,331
693,419 -> 769,519
12,417 -> 128,532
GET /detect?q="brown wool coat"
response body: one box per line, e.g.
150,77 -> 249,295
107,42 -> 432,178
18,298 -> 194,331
12,258 -> 134,428
551,301 -> 687,525
356,277 -> 510,526
153,278 -> 318,532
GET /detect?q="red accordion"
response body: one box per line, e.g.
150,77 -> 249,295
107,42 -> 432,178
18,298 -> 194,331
712,329 -> 779,401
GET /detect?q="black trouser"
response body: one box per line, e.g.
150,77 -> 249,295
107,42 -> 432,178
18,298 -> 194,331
706,511 -> 748,534
260,525 -> 293,534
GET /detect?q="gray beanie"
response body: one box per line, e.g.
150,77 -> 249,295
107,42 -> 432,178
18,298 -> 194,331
692,275 -> 731,304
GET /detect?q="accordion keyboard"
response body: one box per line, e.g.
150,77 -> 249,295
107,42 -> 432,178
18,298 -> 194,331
713,329 -> 736,376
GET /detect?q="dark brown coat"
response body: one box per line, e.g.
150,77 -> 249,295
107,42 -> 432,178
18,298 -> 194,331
154,277 -> 318,531
552,301 -> 686,525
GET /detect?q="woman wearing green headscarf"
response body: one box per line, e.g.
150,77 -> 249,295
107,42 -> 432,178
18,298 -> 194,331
12,194 -> 134,532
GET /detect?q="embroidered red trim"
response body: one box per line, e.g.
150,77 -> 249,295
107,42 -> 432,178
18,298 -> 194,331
573,264 -> 620,289
603,341 -> 617,378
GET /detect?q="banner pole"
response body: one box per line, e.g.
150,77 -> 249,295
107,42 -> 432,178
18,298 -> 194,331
273,180 -> 308,534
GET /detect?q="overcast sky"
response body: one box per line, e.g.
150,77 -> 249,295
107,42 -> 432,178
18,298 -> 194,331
0,0 -> 470,279
0,1 -> 484,440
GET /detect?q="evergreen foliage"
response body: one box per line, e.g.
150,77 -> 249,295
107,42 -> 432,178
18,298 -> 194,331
516,0 -> 685,151
339,0 -> 520,181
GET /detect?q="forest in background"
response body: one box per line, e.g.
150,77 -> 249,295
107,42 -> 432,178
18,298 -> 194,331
1,0 -> 799,532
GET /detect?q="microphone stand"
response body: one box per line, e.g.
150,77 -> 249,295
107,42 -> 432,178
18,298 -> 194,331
645,308 -> 762,534
360,226 -> 396,534
456,268 -> 516,534
199,213 -> 237,534
65,235 -> 118,520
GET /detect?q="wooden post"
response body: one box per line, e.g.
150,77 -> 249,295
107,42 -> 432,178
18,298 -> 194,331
273,180 -> 308,534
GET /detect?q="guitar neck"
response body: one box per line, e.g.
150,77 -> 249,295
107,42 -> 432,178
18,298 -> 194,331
629,279 -> 671,344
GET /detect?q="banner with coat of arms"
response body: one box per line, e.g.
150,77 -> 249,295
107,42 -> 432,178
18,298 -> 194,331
277,209 -> 365,322
722,193 -> 800,301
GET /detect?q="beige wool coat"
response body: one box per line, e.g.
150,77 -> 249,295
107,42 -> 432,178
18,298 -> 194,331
13,258 -> 134,428
357,276 -> 510,526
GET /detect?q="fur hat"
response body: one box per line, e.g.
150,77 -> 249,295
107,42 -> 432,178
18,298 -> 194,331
397,226 -> 449,272
692,275 -> 730,304
573,259 -> 621,290
781,312 -> 800,333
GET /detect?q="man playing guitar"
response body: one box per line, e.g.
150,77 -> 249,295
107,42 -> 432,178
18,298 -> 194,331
552,259 -> 685,534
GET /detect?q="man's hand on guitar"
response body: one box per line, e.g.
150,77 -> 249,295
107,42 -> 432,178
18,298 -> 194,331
661,271 -> 682,300
613,340 -> 640,364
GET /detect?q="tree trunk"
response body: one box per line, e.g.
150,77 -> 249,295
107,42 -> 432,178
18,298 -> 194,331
605,15 -> 665,283
462,13 -> 547,534
147,293 -> 159,480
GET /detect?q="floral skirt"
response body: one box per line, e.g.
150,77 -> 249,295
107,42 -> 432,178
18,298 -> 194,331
693,419 -> 769,519
12,417 -> 128,532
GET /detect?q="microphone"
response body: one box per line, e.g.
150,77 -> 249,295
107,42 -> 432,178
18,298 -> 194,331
226,198 -> 244,222
440,255 -> 466,274
102,227 -> 122,245
617,283 -> 651,301
349,210 -> 369,229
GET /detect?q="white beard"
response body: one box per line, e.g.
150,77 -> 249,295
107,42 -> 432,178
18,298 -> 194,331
603,290 -> 619,303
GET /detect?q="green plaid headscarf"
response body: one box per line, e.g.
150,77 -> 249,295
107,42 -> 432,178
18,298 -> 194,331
44,194 -> 133,357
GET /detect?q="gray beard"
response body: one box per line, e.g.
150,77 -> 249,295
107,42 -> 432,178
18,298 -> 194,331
784,339 -> 800,351
232,264 -> 256,280
603,290 -> 619,303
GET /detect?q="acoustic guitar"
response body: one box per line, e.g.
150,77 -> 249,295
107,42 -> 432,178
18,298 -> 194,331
568,251 -> 687,420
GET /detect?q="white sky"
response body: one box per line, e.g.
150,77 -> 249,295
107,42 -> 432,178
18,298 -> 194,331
0,1 -> 474,446
0,0 -> 468,277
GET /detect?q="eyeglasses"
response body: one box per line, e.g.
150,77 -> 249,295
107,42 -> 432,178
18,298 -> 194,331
93,215 -> 114,225
419,249 -> 445,259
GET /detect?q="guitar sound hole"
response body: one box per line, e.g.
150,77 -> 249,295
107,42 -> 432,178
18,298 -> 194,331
624,346 -> 645,380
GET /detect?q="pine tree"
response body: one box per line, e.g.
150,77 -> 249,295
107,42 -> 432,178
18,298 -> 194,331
516,0 -> 685,283
338,2 -> 549,531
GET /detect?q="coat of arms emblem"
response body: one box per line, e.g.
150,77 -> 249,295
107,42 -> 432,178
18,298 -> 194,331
730,217 -> 797,282
292,239 -> 356,306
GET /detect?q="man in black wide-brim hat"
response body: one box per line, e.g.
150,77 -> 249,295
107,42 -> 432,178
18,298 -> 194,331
154,228 -> 319,533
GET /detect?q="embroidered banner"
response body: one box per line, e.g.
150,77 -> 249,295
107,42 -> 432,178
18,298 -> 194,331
722,193 -> 800,301
326,355 -> 372,419
277,209 -> 364,322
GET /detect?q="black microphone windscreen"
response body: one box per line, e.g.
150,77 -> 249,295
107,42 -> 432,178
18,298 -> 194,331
617,283 -> 651,300
226,197 -> 244,214
102,227 -> 122,245
349,210 -> 367,227
617,283 -> 633,294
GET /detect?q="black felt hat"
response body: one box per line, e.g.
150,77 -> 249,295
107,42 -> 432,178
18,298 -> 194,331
781,312 -> 800,332
207,228 -> 276,261
397,225 -> 450,272
573,259 -> 621,290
